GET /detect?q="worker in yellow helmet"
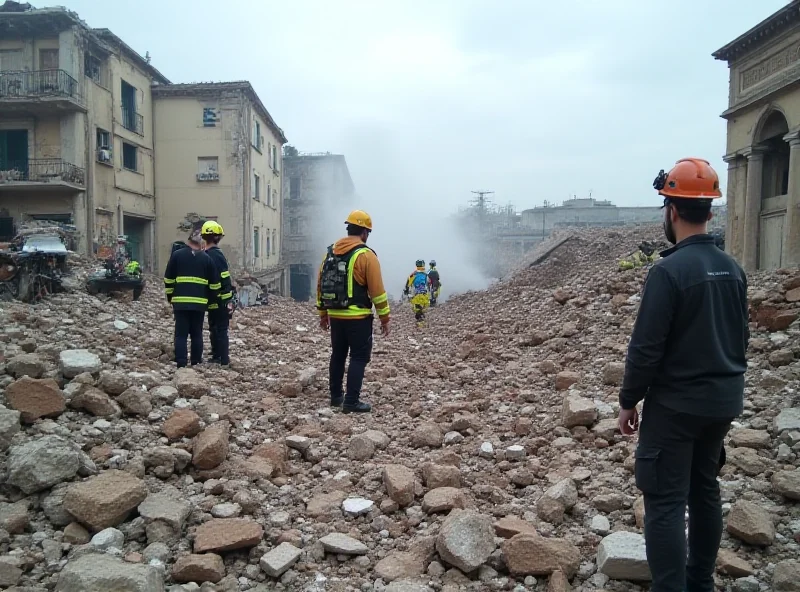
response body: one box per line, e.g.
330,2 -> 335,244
403,259 -> 431,327
201,221 -> 234,366
317,210 -> 390,413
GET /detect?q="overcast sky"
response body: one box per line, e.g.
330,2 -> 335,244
60,0 -> 786,215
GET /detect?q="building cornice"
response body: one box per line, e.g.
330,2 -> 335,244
713,1 -> 800,63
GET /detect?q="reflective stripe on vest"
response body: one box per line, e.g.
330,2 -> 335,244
176,276 -> 208,285
344,248 -> 373,315
171,296 -> 208,305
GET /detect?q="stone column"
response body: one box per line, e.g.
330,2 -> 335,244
743,146 -> 767,272
723,154 -> 741,260
782,131 -> 800,267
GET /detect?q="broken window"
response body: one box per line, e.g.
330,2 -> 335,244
272,145 -> 278,171
290,176 -> 300,200
122,143 -> 137,172
39,49 -> 58,70
96,129 -> 112,164
253,172 -> 260,201
197,157 -> 219,181
203,108 -> 219,127
272,229 -> 277,255
254,228 -> 260,258
253,121 -> 262,151
266,230 -> 271,258
273,188 -> 278,207
85,54 -> 105,86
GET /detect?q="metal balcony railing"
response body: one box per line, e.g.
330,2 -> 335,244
0,69 -> 81,102
0,159 -> 86,187
121,106 -> 144,136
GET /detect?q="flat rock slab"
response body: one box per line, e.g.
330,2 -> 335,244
502,533 -> 580,578
343,497 -> 374,517
727,501 -> 775,546
775,408 -> 800,433
174,368 -> 209,398
172,553 -> 225,584
773,470 -> 800,500
730,428 -> 771,449
193,518 -> 264,553
55,553 -> 164,592
63,470 -> 148,530
422,487 -> 467,513
138,494 -> 191,531
494,516 -> 537,539
59,350 -> 102,379
260,542 -> 303,577
6,435 -> 80,494
6,377 -> 65,423
436,510 -> 496,573
319,533 -> 368,555
597,531 -> 652,581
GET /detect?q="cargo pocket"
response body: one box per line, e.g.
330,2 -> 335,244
634,447 -> 660,494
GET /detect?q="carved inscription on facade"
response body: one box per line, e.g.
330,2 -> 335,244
741,42 -> 800,91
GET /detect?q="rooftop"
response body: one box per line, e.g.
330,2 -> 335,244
0,2 -> 170,83
152,81 -> 287,144
713,1 -> 800,63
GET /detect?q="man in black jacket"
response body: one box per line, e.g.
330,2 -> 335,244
618,158 -> 749,592
164,233 -> 221,368
201,221 -> 234,366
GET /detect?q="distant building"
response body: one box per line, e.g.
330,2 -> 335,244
0,2 -> 169,269
153,82 -> 288,294
520,198 -> 662,233
714,0 -> 800,271
282,153 -> 355,301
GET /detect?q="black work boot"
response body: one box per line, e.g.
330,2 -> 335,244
343,401 -> 371,413
330,397 -> 344,408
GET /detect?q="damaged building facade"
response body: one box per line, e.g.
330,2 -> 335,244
282,152 -> 355,301
153,82 -> 288,294
0,2 -> 169,269
715,0 -> 800,272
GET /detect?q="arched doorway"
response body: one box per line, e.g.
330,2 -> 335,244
756,110 -> 790,270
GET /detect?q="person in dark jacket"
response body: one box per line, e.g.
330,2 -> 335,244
164,232 -> 222,368
618,158 -> 749,592
201,221 -> 234,366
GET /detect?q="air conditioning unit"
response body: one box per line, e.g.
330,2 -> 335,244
97,149 -> 112,163
197,171 -> 220,181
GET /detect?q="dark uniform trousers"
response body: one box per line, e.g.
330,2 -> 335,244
329,317 -> 373,405
208,308 -> 230,364
174,310 -> 205,367
635,397 -> 733,592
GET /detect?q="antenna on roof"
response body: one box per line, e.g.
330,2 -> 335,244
145,51 -> 151,64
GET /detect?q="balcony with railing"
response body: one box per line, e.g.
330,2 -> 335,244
121,106 -> 144,136
0,159 -> 86,190
0,70 -> 85,112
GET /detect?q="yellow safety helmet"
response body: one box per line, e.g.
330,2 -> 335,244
344,210 -> 373,231
201,220 -> 224,236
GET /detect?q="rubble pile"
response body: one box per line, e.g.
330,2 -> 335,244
0,225 -> 797,592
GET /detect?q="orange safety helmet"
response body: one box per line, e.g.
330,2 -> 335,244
344,209 -> 373,231
653,158 -> 722,199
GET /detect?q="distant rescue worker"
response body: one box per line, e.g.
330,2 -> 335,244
617,158 -> 748,592
403,260 -> 430,326
163,232 -> 222,368
201,221 -> 234,366
427,260 -> 441,306
317,210 -> 390,413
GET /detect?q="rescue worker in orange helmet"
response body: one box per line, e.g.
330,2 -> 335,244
618,158 -> 748,592
316,210 -> 390,413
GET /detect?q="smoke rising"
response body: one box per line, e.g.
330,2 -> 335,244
308,130 -> 493,303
